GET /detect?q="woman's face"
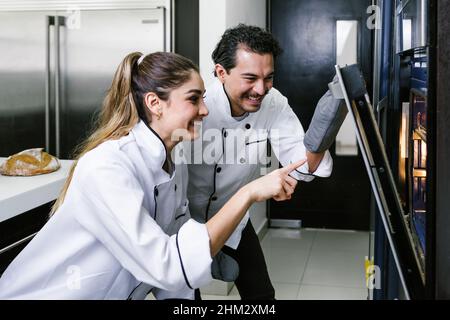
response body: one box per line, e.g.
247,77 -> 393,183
160,71 -> 208,141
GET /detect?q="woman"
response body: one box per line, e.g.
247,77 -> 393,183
0,52 -> 303,299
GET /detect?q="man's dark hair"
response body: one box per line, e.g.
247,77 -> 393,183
212,24 -> 283,76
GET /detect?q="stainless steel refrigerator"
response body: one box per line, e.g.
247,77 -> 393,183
0,1 -> 169,159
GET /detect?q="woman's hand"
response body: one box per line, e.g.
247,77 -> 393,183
244,159 -> 306,202
206,159 -> 306,256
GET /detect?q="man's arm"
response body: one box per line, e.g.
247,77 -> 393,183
306,151 -> 325,173
267,89 -> 333,182
268,76 -> 346,179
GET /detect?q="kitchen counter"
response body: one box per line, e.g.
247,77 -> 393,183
0,158 -> 74,223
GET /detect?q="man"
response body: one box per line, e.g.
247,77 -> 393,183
186,24 -> 347,299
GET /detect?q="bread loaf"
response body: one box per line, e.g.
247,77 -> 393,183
0,148 -> 60,176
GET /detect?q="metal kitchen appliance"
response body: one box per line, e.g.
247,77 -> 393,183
334,64 -> 425,299
0,0 -> 170,159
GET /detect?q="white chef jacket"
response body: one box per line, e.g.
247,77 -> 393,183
0,120 -> 212,299
186,79 -> 333,249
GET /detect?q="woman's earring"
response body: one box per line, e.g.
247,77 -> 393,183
156,107 -> 162,120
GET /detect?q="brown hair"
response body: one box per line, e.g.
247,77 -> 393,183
50,51 -> 199,215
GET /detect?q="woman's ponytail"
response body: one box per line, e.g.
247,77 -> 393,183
50,52 -> 142,215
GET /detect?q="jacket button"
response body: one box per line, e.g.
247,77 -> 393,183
223,130 -> 228,138
245,123 -> 251,129
216,167 -> 222,173
240,157 -> 246,164
211,196 -> 218,201
154,188 -> 159,197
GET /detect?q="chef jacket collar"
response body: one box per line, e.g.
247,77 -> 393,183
132,120 -> 174,177
211,79 -> 251,125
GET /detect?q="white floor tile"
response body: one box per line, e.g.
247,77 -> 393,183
201,285 -> 241,300
201,279 -> 233,295
312,229 -> 370,254
297,285 -> 368,300
273,282 -> 301,300
174,227 -> 371,301
301,249 -> 367,288
263,246 -> 309,284
201,283 -> 240,300
229,284 -> 239,296
261,228 -> 316,251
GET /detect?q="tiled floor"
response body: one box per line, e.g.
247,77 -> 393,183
202,228 -> 371,300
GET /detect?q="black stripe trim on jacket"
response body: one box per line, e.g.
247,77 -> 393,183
153,186 -> 158,220
144,120 -> 168,161
205,127 -> 226,221
144,120 -> 174,175
205,163 -> 218,222
245,139 -> 268,145
176,232 -> 193,290
205,128 -> 225,222
175,213 -> 186,220
293,168 -> 318,180
127,282 -> 143,300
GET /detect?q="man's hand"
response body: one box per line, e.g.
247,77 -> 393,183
304,76 -> 348,155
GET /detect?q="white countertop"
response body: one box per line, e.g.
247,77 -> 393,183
0,158 -> 74,223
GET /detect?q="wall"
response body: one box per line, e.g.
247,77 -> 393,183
199,0 -> 226,85
225,0 -> 266,33
199,0 -> 266,86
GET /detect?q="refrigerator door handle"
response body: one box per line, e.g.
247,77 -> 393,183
162,7 -> 167,52
156,6 -> 167,52
45,16 -> 53,153
54,15 -> 65,158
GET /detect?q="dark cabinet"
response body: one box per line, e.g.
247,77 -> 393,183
0,203 -> 50,275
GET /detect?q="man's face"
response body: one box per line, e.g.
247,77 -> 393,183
216,48 -> 274,117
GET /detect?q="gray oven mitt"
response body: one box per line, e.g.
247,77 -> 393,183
211,250 -> 239,282
304,75 -> 348,153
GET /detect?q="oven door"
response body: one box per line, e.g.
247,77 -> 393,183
335,64 -> 425,299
